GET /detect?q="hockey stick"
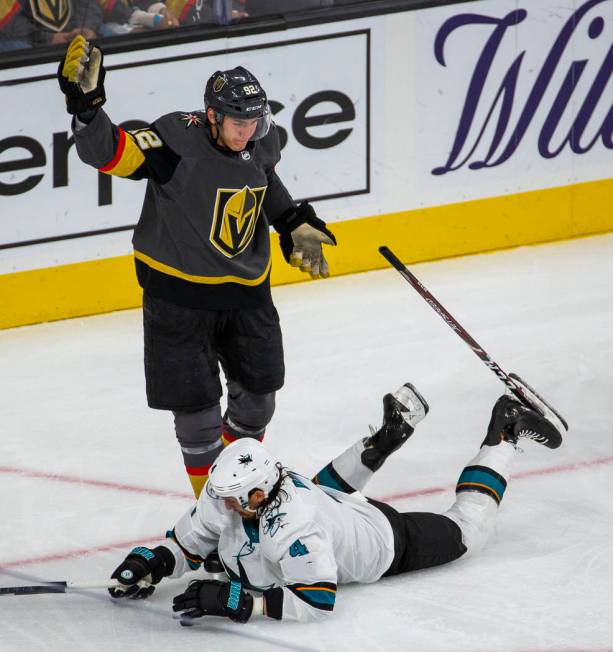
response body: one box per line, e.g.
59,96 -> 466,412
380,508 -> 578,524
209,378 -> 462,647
379,246 -> 568,432
0,580 -> 118,595
0,568 -> 317,652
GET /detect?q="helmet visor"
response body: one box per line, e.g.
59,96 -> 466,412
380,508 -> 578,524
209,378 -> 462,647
218,104 -> 271,142
252,106 -> 272,141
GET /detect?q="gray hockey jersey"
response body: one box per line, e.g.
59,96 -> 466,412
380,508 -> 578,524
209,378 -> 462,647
73,109 -> 296,309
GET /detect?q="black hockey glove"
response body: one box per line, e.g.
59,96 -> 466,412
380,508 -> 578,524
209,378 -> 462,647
276,202 -> 337,279
58,35 -> 106,115
109,545 -> 175,600
172,579 -> 254,624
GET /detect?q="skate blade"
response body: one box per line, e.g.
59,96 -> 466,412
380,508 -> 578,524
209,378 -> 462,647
508,373 -> 568,433
393,383 -> 429,423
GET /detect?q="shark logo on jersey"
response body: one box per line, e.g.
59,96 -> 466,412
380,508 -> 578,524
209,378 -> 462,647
210,185 -> 267,258
262,507 -> 287,538
29,0 -> 71,31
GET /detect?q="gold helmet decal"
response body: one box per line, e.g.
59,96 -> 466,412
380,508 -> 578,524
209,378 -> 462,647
29,0 -> 71,32
210,186 -> 267,257
213,75 -> 226,93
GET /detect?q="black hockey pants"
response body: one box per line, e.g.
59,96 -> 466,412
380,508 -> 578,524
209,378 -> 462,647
368,499 -> 468,575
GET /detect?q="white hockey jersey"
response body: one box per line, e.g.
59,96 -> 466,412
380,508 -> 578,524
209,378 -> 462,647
164,472 -> 395,621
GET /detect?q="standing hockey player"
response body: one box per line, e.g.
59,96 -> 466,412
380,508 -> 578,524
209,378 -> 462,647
57,37 -> 336,498
108,383 -> 563,623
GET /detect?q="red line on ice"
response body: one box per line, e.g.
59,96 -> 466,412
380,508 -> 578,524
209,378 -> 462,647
0,466 -> 193,500
0,537 -> 161,569
1,455 -> 612,569
376,455 -> 613,503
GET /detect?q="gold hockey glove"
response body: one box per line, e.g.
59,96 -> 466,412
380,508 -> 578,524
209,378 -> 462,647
58,35 -> 106,114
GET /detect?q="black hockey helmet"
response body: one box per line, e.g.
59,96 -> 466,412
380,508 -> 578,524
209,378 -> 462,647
204,66 -> 271,141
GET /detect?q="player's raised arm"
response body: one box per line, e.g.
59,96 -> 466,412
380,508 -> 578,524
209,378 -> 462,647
57,35 -> 180,183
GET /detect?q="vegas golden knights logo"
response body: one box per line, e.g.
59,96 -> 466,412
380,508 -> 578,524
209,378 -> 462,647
29,0 -> 71,32
213,75 -> 226,93
210,186 -> 267,257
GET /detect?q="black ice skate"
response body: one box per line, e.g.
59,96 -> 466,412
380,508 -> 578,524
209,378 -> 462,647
362,383 -> 429,471
482,395 -> 563,449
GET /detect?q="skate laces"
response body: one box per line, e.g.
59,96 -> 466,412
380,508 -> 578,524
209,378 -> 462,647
516,428 -> 548,443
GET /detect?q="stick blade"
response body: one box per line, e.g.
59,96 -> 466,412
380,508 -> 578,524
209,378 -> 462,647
508,373 -> 569,433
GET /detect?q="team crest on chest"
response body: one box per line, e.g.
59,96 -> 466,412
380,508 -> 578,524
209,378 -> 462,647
210,185 -> 267,258
29,0 -> 71,31
180,113 -> 203,128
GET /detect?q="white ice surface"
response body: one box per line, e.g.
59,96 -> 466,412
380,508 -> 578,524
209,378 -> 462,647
1,234 -> 613,651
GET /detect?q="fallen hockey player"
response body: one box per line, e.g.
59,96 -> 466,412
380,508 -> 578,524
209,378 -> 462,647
108,383 -> 563,623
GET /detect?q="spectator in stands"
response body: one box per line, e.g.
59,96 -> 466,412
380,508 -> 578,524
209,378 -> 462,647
0,0 -> 102,51
98,1 -> 181,36
208,0 -> 248,24
98,1 -> 241,36
0,0 -> 29,51
244,0 -> 333,17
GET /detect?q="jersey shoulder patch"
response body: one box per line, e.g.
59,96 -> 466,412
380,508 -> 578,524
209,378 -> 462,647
178,112 -> 205,128
153,110 -> 206,145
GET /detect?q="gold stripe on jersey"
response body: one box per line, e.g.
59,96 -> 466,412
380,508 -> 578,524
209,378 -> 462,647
165,0 -> 194,21
99,128 -> 146,177
133,250 -> 272,286
0,0 -> 20,27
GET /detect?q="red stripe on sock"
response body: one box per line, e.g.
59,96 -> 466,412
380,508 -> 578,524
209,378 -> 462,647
221,430 -> 238,444
221,429 -> 265,444
185,464 -> 212,476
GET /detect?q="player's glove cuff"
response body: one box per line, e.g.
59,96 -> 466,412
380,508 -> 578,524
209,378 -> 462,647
275,202 -> 336,257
